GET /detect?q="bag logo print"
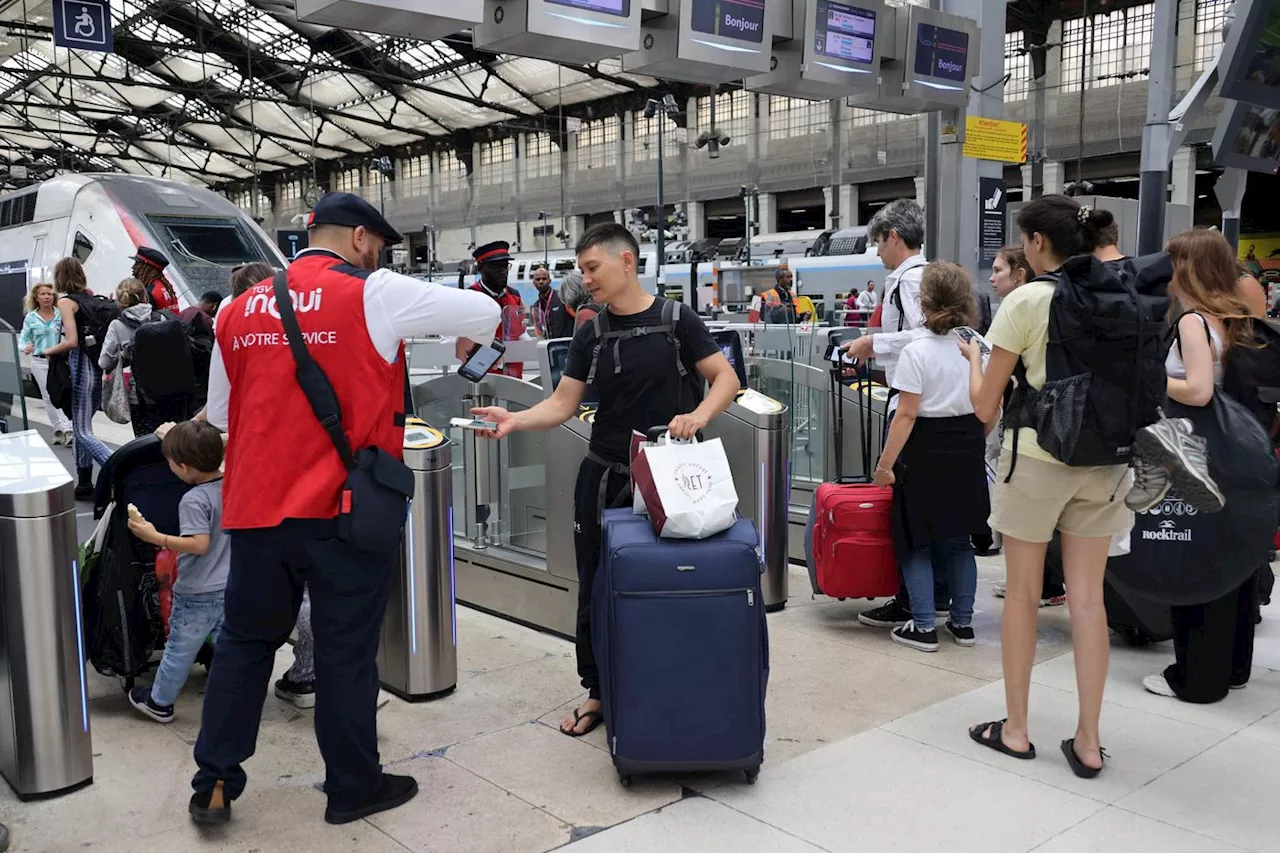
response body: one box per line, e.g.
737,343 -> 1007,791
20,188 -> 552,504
1140,495 -> 1195,542
672,462 -> 713,503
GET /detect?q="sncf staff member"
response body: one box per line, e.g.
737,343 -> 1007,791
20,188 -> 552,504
132,247 -> 178,313
188,193 -> 500,827
472,224 -> 740,738
469,241 -> 526,377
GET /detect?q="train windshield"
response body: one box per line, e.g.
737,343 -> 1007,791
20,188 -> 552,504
145,215 -> 275,298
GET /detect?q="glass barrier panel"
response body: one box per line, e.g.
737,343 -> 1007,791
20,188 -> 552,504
490,395 -> 548,560
412,392 -> 470,538
0,321 -> 28,432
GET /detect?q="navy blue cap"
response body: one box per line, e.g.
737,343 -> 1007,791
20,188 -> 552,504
306,191 -> 403,245
473,241 -> 513,265
130,246 -> 169,271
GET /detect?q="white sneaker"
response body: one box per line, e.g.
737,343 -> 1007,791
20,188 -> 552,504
1142,674 -> 1177,697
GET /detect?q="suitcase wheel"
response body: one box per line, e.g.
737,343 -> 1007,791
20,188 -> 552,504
745,767 -> 760,785
837,597 -> 846,601
618,773 -> 632,788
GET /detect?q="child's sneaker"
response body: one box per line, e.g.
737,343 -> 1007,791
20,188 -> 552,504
944,621 -> 977,647
890,621 -> 939,652
128,686 -> 174,723
275,675 -> 316,709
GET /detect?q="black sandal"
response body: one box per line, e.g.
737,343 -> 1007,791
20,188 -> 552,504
1061,738 -> 1106,778
969,719 -> 1036,760
560,708 -> 603,738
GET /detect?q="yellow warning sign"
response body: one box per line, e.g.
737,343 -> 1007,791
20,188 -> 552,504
963,117 -> 1028,164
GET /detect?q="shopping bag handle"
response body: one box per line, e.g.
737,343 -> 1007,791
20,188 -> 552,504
646,426 -> 702,444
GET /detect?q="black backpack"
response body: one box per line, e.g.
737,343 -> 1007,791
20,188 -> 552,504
1003,254 -> 1171,474
83,506 -> 161,678
182,312 -> 215,409
66,292 -> 120,363
1223,317 -> 1280,439
130,313 -> 196,399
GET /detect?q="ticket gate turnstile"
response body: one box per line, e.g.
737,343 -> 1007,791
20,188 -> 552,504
378,420 -> 458,701
0,431 -> 93,799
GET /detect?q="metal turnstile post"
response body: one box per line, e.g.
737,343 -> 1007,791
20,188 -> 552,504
0,431 -> 93,799
377,421 -> 457,701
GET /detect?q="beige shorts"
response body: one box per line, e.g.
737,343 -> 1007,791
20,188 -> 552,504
990,452 -> 1133,543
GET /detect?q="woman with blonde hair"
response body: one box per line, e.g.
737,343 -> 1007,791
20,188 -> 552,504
19,281 -> 74,444
42,258 -> 112,498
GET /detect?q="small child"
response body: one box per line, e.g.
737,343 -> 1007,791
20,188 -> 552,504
127,420 -> 228,723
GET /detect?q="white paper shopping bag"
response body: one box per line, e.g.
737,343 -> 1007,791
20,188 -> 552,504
631,435 -> 739,539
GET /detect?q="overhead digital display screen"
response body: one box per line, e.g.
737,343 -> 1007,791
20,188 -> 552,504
690,0 -> 766,44
1231,104 -> 1280,168
813,0 -> 875,64
545,0 -> 630,17
1241,3 -> 1280,95
913,22 -> 969,82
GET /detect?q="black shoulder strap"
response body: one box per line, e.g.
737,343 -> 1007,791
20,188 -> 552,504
272,271 -> 356,470
891,281 -> 905,331
663,298 -> 688,379
586,309 -> 610,384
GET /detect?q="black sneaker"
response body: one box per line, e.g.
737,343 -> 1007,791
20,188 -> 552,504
944,621 -> 977,647
890,621 -> 938,652
74,484 -> 94,502
275,676 -> 316,709
857,599 -> 912,628
325,773 -> 419,825
128,686 -> 174,723
190,781 -> 232,825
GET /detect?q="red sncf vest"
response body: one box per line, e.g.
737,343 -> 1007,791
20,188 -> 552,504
218,252 -> 406,530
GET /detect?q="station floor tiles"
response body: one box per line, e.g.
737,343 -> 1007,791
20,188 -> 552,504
2,559 -> 1278,853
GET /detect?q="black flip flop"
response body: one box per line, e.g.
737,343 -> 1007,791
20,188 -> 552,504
561,708 -> 603,738
1061,738 -> 1106,778
969,719 -> 1036,760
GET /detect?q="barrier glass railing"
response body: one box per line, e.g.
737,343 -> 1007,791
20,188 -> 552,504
0,319 -> 29,432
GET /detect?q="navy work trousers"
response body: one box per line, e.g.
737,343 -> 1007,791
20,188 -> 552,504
192,519 -> 396,810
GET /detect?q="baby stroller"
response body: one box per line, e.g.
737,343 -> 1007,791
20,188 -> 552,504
82,435 -> 207,690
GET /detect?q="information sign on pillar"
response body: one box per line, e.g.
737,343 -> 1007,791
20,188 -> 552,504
53,0 -> 113,53
978,177 -> 1005,270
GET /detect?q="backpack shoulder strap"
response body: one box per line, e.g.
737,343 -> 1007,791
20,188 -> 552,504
662,298 -> 688,379
586,309 -> 610,384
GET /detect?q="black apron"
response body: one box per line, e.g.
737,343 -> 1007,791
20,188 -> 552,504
892,413 -> 990,553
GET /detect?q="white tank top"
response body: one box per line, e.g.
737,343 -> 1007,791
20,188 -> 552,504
1165,314 -> 1224,386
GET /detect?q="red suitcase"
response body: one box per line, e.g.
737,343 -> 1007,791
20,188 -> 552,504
810,360 -> 899,599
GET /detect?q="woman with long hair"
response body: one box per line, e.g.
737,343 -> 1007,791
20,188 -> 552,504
960,195 -> 1130,779
1141,228 -> 1263,704
989,246 -> 1035,299
20,281 -> 74,444
42,258 -> 112,498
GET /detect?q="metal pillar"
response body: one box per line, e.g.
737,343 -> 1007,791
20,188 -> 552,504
1137,0 -> 1178,256
656,124 -> 665,291
1215,167 -> 1248,252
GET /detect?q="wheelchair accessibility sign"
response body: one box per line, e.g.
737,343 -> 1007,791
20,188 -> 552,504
54,0 -> 113,53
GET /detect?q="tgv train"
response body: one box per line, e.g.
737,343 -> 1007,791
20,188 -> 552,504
0,174 -> 286,332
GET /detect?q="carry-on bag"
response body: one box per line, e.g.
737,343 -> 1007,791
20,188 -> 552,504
593,508 -> 768,786
631,429 -> 739,539
809,363 -> 898,600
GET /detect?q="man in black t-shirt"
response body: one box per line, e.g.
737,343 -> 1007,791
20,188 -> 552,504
473,223 -> 740,737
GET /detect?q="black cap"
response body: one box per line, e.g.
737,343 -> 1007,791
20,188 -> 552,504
473,241 -> 513,266
306,191 -> 403,245
130,246 -> 169,272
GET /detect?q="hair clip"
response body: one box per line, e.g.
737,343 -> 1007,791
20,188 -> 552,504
1077,205 -> 1093,224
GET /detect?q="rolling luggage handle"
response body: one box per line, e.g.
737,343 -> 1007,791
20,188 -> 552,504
829,354 -> 875,484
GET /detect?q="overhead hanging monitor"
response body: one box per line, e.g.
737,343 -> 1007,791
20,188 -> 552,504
623,0 -> 774,85
746,0 -> 884,100
474,0 -> 642,64
846,4 -> 977,113
1220,0 -> 1280,110
296,0 -> 484,41
1211,100 -> 1280,175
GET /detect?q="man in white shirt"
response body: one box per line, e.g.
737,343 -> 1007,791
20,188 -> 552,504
834,199 -> 944,629
840,199 -> 928,388
855,281 -> 879,312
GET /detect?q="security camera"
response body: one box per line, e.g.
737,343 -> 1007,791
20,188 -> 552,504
662,94 -> 678,111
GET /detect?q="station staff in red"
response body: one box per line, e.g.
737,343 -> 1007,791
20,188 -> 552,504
188,193 -> 500,828
469,241 -> 526,378
131,246 -> 179,312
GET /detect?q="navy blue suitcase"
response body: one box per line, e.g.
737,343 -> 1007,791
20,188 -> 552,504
593,508 -> 769,786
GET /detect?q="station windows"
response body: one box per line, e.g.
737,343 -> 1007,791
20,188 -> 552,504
479,138 -> 515,186
575,118 -> 618,171
1060,3 -> 1154,93
1004,31 -> 1032,102
437,151 -> 467,193
402,154 -> 431,197
333,167 -> 361,194
1193,0 -> 1232,71
769,97 -> 827,140
695,90 -> 750,142
524,133 -> 560,179
632,113 -> 661,162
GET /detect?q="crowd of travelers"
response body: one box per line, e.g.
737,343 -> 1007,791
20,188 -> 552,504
37,188 -> 1277,838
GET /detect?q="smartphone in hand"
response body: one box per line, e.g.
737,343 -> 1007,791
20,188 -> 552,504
457,340 -> 506,382
953,326 -> 991,355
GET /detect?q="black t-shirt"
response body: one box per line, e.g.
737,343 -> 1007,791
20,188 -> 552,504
563,298 -> 720,464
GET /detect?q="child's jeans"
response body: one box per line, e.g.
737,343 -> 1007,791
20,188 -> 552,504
151,590 -> 225,707
901,536 -> 978,632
